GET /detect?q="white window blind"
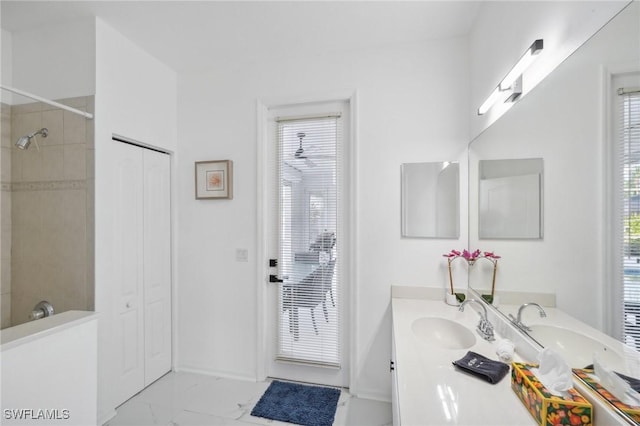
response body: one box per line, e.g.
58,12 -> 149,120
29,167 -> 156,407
275,115 -> 342,368
620,86 -> 640,349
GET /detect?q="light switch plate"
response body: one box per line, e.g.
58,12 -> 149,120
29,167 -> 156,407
236,248 -> 248,262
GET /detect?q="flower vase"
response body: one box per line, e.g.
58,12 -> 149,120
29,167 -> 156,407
445,292 -> 460,306
445,258 -> 466,305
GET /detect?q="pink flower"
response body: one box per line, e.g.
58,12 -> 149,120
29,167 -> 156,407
462,249 -> 481,261
444,249 -> 500,263
442,249 -> 461,258
484,251 -> 501,259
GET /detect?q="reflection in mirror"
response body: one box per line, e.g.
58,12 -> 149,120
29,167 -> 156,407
401,162 -> 459,238
468,2 -> 640,423
479,158 -> 543,239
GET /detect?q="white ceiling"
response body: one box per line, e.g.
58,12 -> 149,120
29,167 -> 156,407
1,1 -> 482,72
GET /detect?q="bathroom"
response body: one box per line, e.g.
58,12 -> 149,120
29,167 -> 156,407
1,1 -> 639,425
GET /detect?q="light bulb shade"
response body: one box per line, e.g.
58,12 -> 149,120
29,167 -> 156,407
477,86 -> 510,115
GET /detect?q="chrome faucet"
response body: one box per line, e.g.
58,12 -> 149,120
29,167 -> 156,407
459,299 -> 495,341
509,302 -> 547,331
29,300 -> 54,321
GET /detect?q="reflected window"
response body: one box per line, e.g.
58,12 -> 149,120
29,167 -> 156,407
616,77 -> 640,349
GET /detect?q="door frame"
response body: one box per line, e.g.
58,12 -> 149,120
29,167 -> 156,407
256,91 -> 358,387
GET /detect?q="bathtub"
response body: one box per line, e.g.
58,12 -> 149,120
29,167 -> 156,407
1,311 -> 99,425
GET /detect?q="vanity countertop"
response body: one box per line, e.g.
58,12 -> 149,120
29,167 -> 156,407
392,296 -> 534,426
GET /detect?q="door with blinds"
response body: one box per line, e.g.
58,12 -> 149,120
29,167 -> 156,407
614,73 -> 640,348
266,101 -> 348,387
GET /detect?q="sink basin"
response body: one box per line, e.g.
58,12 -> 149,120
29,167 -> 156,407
411,317 -> 476,350
528,324 -> 624,369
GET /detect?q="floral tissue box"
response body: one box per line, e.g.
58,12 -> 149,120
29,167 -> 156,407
573,368 -> 640,423
511,362 -> 592,426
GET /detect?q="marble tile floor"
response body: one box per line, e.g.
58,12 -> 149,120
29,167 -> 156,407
105,372 -> 392,426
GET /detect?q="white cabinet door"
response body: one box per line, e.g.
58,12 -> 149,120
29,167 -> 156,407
143,150 -> 172,385
113,142 -> 145,406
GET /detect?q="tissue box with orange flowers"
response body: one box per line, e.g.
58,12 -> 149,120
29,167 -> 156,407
573,368 -> 640,423
511,362 -> 592,426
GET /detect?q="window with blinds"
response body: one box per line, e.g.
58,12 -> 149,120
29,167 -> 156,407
619,85 -> 640,349
275,115 -> 342,368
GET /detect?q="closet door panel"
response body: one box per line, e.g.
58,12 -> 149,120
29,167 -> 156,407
113,142 -> 145,406
143,150 -> 172,385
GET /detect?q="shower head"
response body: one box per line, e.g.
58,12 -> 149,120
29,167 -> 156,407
15,128 -> 48,150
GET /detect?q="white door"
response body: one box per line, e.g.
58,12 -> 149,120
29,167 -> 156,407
265,101 -> 349,387
113,141 -> 145,405
113,141 -> 172,405
143,150 -> 172,384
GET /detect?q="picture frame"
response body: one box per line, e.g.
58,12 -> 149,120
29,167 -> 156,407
195,160 -> 233,200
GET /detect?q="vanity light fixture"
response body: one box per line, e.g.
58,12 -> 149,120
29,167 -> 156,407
477,86 -> 510,116
499,39 -> 544,91
477,39 -> 544,115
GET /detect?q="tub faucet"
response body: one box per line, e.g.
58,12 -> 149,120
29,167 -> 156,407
459,299 -> 495,341
509,302 -> 546,331
29,300 -> 54,321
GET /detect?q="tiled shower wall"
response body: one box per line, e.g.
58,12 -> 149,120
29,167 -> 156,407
5,96 -> 94,328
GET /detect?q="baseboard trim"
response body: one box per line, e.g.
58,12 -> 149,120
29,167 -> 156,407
348,388 -> 391,403
174,365 -> 257,383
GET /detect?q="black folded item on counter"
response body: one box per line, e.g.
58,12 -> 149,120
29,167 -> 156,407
616,372 -> 640,393
583,365 -> 640,393
452,351 -> 510,384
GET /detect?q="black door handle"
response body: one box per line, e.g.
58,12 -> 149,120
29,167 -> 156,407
269,275 -> 283,283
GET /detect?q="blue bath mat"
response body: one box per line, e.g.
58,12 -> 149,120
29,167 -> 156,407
251,380 -> 341,426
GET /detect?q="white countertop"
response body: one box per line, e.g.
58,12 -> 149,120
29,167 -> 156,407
392,297 -> 534,425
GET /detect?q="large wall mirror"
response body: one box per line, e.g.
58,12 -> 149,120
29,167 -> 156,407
401,161 -> 459,238
469,2 -> 640,423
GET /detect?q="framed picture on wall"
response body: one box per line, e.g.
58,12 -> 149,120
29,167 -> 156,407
195,160 -> 233,199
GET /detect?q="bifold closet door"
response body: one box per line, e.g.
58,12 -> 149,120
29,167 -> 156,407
143,149 -> 172,385
114,142 -> 145,406
113,141 -> 171,406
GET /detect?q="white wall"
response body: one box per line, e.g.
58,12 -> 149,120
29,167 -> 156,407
1,28 -> 12,103
468,0 -> 629,139
468,2 -> 640,330
176,37 -> 469,399
94,18 -> 177,423
9,20 -> 94,104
